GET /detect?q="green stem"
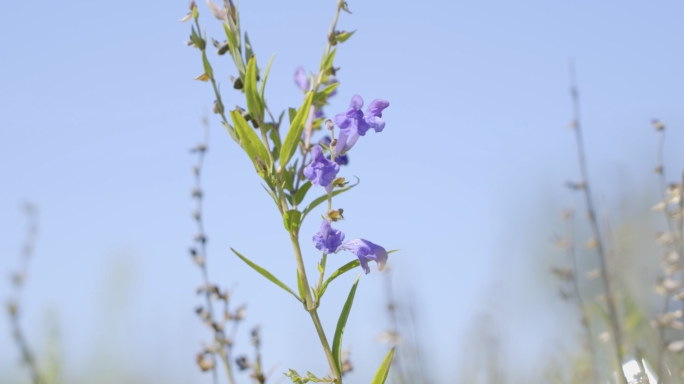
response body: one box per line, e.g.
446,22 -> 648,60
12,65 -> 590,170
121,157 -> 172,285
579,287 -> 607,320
275,176 -> 289,213
310,309 -> 342,382
259,124 -> 275,171
317,253 -> 328,291
289,234 -> 343,382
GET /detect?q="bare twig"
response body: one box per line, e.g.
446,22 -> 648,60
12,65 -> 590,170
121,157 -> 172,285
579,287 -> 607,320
7,203 -> 44,384
190,116 -> 237,384
564,211 -> 600,384
568,62 -> 628,384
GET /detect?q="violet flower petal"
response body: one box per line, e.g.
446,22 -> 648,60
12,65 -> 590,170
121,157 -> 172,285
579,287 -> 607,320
336,239 -> 389,274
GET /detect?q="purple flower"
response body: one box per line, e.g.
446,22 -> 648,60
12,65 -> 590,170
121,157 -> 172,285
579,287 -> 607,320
303,145 -> 339,192
319,136 -> 349,166
331,153 -> 348,166
294,66 -> 310,92
333,95 -> 389,155
206,0 -> 225,20
336,239 -> 388,274
312,220 -> 345,254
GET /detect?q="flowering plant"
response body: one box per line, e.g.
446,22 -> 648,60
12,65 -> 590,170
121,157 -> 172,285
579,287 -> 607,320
182,1 -> 396,382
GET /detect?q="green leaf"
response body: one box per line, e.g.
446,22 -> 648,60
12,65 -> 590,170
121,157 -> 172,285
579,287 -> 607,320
283,209 -> 302,232
222,23 -> 245,80
221,121 -> 239,143
313,83 -> 340,104
320,47 -> 337,72
332,274 -> 361,374
301,178 -> 359,222
259,54 -> 275,101
387,249 -> 400,254
190,25 -> 205,50
284,192 -> 293,207
245,55 -> 263,125
261,184 -> 279,208
318,259 -> 360,300
293,181 -> 312,206
269,124 -> 282,150
288,107 -> 297,125
244,32 -> 254,65
335,30 -> 356,43
230,110 -> 271,173
231,248 -> 302,303
282,168 -> 294,193
279,92 -> 314,167
370,348 -> 395,384
201,51 -> 213,79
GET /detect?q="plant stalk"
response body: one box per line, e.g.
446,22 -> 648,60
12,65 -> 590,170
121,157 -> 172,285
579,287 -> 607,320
289,233 -> 343,382
569,63 -> 628,384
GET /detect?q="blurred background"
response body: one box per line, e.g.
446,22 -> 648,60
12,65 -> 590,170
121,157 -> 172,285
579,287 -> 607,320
1,0 -> 683,382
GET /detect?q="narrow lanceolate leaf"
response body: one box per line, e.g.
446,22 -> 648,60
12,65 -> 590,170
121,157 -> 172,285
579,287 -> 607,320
231,248 -> 302,303
245,55 -> 263,125
279,92 -> 314,167
301,178 -> 359,222
244,32 -> 255,65
370,348 -> 395,384
201,51 -> 213,79
288,107 -> 297,125
332,274 -> 361,374
283,209 -> 302,232
221,121 -> 239,143
261,184 -> 279,208
293,181 -> 312,206
313,83 -> 340,104
222,23 -> 245,80
230,110 -> 271,172
259,54 -> 275,101
318,259 -> 360,300
335,30 -> 356,43
320,47 -> 337,72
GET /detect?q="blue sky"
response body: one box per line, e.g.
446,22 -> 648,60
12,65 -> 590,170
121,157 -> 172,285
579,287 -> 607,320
1,0 -> 683,382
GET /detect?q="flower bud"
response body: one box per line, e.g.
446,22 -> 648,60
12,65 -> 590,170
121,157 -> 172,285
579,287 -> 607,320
326,208 -> 344,222
234,105 -> 251,121
210,38 -> 230,55
339,0 -> 351,14
212,100 -> 224,114
232,76 -> 243,89
235,356 -> 250,370
324,119 -> 335,131
196,353 -> 215,371
206,0 -> 226,20
7,301 -> 17,317
332,177 -> 348,188
653,119 -> 665,131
